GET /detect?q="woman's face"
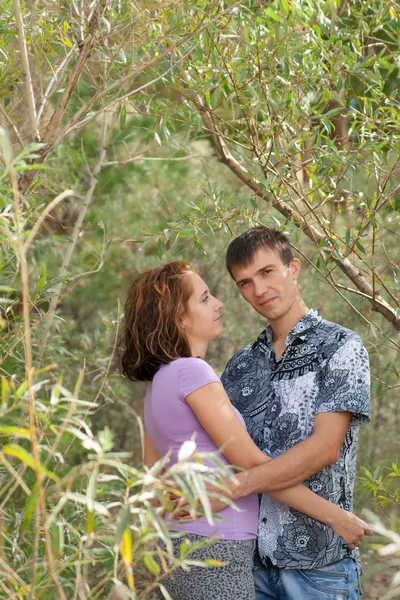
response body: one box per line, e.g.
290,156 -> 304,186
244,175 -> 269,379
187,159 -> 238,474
182,272 -> 223,344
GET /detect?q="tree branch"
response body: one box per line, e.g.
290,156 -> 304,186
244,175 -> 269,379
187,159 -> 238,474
36,44 -> 78,127
63,57 -> 188,136
194,96 -> 400,331
16,0 -> 242,195
39,117 -> 110,354
62,0 -> 243,136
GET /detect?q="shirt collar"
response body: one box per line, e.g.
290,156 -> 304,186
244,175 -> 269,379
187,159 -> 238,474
256,308 -> 322,351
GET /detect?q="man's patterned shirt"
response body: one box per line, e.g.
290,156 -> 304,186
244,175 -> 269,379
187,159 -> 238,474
221,309 -> 370,570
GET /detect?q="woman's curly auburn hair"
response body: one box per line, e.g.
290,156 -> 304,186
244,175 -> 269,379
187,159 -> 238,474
121,261 -> 193,382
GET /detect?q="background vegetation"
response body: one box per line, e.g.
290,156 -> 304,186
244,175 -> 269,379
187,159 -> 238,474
0,0 -> 399,598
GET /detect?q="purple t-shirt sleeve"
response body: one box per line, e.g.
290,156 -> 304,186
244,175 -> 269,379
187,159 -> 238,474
179,358 -> 220,399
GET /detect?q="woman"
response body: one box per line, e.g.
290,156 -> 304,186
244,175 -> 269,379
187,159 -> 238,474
122,261 -> 366,600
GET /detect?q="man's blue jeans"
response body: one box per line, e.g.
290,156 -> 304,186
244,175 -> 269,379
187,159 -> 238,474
253,556 -> 361,599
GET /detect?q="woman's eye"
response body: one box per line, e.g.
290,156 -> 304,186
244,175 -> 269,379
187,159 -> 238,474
202,295 -> 209,302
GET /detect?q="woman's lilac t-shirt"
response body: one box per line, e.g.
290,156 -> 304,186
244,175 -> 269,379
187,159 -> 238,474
144,357 -> 259,540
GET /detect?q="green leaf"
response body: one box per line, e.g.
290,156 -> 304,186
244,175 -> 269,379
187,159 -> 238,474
3,444 -> 58,481
203,558 -> 225,567
221,74 -> 231,96
120,105 -> 127,129
20,482 -> 40,534
144,553 -> 160,576
14,381 -> 28,402
0,426 -> 31,438
115,505 -> 131,546
87,465 -> 99,512
193,239 -> 205,254
355,240 -> 366,254
264,7 -> 284,22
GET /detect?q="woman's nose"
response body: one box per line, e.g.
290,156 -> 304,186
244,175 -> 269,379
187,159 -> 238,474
214,297 -> 223,310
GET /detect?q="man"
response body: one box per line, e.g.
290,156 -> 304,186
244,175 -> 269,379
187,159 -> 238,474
220,226 -> 371,599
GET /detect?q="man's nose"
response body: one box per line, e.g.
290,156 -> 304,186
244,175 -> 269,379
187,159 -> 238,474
254,280 -> 267,297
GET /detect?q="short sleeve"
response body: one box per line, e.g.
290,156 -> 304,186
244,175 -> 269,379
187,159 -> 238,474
179,358 -> 220,400
220,358 -> 234,399
316,334 -> 370,426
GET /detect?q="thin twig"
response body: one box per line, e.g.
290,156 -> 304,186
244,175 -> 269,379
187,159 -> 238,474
12,0 -> 39,140
24,189 -> 76,251
0,105 -> 24,148
103,154 -> 199,166
64,53 -> 194,136
0,453 -> 31,496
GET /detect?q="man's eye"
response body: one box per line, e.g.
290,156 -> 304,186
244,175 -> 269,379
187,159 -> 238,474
239,281 -> 248,288
263,270 -> 272,275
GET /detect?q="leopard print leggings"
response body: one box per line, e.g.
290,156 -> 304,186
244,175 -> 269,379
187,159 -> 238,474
157,533 -> 256,600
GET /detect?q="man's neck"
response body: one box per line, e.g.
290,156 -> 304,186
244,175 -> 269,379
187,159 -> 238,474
269,300 -> 309,343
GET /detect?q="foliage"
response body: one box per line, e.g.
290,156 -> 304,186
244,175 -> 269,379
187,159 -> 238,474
0,368 -> 235,599
363,509 -> 400,600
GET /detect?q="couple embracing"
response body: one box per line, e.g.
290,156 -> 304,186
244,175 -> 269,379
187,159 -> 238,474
122,226 -> 371,600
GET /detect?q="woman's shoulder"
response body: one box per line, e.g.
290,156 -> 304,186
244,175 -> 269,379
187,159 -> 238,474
156,357 -> 212,376
155,358 -> 220,394
177,356 -> 217,374
159,356 -> 219,379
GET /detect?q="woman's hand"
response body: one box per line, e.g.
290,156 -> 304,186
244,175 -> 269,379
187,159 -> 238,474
329,508 -> 373,550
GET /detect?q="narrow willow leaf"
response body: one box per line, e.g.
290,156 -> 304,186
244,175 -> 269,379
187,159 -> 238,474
1,377 -> 10,405
86,509 -> 95,535
120,529 -> 133,568
120,105 -> 127,129
65,492 -> 109,516
0,426 -> 31,438
144,553 -> 160,576
87,465 -> 99,512
3,444 -> 58,481
20,483 -> 40,534
158,584 -> 174,600
115,505 -> 131,547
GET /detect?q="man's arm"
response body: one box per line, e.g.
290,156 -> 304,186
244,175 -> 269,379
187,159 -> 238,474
229,332 -> 370,499
232,411 -> 351,498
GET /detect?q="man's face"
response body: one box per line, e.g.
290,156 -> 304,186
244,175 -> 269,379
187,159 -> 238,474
231,247 -> 301,321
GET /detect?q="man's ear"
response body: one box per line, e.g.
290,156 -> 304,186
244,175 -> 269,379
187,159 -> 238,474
290,257 -> 301,281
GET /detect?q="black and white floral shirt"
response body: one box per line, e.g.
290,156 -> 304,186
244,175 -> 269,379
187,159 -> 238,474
221,309 -> 370,570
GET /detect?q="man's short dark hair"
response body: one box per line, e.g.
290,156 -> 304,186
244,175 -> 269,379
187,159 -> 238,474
226,226 -> 293,278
